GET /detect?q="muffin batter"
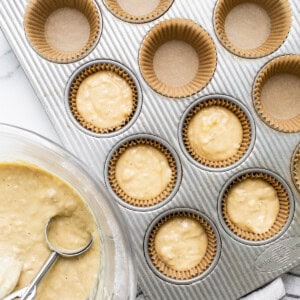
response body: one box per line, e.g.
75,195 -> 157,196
155,217 -> 208,271
0,163 -> 100,300
187,106 -> 243,161
227,178 -> 279,234
45,8 -> 90,53
115,145 -> 172,200
76,71 -> 133,129
0,256 -> 22,298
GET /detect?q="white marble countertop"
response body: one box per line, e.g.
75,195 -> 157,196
0,29 -> 58,143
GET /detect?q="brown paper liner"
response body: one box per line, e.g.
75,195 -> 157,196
104,0 -> 173,24
139,19 -> 217,98
292,144 -> 300,193
222,172 -> 290,241
214,0 -> 291,58
108,138 -> 177,207
182,98 -> 252,168
253,55 -> 300,132
148,211 -> 217,280
69,63 -> 139,134
24,0 -> 101,63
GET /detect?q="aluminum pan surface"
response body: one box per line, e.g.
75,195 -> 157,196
0,0 -> 300,299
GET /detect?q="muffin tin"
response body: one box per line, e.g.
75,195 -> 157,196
0,0 -> 300,299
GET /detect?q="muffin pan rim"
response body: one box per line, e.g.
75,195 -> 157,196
64,59 -> 143,138
104,133 -> 183,212
178,94 -> 256,172
217,167 -> 295,246
143,207 -> 222,285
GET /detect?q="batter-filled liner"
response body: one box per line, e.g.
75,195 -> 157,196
68,62 -> 139,134
182,98 -> 252,169
222,172 -> 290,241
108,138 -> 178,207
147,211 -> 217,280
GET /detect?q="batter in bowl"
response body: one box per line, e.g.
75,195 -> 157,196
0,163 -> 100,300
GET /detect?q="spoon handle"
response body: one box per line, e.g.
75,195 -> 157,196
20,251 -> 58,300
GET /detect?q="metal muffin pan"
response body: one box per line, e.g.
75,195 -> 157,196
0,0 -> 300,299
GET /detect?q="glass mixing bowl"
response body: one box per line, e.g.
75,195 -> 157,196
0,123 -> 136,299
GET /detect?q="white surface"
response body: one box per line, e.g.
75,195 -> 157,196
0,30 -> 58,143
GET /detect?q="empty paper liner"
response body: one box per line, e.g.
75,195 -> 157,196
147,210 -> 218,281
24,0 -> 101,63
214,0 -> 291,58
68,62 -> 139,134
292,143 -> 300,193
182,97 -> 252,169
221,171 -> 290,242
139,19 -> 217,98
104,0 -> 173,23
107,137 -> 178,207
253,55 -> 300,132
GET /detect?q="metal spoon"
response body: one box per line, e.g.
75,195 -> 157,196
4,217 -> 93,300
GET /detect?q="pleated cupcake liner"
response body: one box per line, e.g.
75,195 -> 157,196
139,18 -> 217,98
24,0 -> 101,63
214,0 -> 291,58
68,62 -> 139,134
108,138 -> 178,207
222,172 -> 290,241
253,54 -> 300,133
104,0 -> 173,24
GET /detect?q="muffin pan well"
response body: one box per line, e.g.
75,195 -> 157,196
218,168 -> 294,245
139,18 -> 217,98
24,0 -> 102,63
145,208 -> 221,284
1,0 -> 300,299
66,59 -> 142,137
214,0 -> 292,58
104,134 -> 182,210
292,143 -> 300,193
253,54 -> 300,133
179,95 -> 255,171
